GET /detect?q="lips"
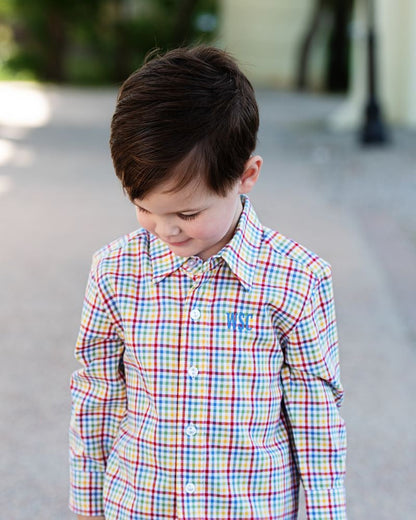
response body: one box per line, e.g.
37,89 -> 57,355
165,238 -> 191,247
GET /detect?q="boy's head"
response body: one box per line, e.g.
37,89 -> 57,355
110,45 -> 260,201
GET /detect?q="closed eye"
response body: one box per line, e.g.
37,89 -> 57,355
135,204 -> 199,220
177,213 -> 199,221
136,206 -> 150,214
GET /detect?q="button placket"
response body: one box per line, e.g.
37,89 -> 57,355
182,274 -> 206,507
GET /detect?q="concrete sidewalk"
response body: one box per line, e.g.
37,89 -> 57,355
0,84 -> 415,519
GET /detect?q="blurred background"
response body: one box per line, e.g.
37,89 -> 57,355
0,1 -> 415,519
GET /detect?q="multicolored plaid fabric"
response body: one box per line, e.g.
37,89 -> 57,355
69,195 -> 347,519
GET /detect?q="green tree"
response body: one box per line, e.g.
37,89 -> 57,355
5,0 -> 218,84
8,0 -> 103,82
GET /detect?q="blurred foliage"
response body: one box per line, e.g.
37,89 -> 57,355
0,0 -> 218,84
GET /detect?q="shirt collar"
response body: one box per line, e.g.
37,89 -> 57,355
218,195 -> 263,291
149,195 -> 263,290
149,236 -> 186,284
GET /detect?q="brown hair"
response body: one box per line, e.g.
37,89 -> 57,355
110,45 -> 259,200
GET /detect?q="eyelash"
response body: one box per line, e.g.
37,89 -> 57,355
136,207 -> 199,221
178,213 -> 199,221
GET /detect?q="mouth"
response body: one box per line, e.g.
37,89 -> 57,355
164,238 -> 191,247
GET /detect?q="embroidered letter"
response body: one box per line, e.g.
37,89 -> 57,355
226,312 -> 253,331
238,313 -> 246,330
226,312 -> 238,330
245,314 -> 253,331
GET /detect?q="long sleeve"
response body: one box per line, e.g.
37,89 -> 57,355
69,256 -> 127,516
280,263 -> 347,519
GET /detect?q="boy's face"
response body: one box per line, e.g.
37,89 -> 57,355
133,156 -> 262,261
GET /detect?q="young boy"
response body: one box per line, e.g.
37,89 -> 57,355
69,46 -> 347,519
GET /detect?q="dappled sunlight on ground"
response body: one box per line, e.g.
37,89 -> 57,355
0,82 -> 50,194
0,82 -> 51,127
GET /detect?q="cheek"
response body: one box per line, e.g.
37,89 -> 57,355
188,217 -> 225,240
135,211 -> 152,231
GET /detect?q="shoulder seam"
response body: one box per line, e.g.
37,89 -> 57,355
262,228 -> 330,279
92,229 -> 146,266
280,263 -> 333,342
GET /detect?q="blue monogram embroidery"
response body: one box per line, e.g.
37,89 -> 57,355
226,312 -> 253,331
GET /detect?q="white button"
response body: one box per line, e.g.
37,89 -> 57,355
185,482 -> 196,494
190,308 -> 201,321
185,423 -> 197,436
188,366 -> 199,378
187,258 -> 198,267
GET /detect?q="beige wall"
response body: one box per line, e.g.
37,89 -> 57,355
218,0 -> 318,88
219,0 -> 416,126
331,0 -> 416,128
379,0 -> 416,125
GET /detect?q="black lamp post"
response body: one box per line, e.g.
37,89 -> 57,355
360,0 -> 389,145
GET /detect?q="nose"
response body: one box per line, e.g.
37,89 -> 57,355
155,218 -> 180,239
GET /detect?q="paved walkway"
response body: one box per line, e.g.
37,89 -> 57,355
0,84 -> 415,519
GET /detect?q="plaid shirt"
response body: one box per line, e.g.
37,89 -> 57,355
69,196 -> 347,519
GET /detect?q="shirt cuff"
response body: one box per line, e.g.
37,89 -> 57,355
69,469 -> 104,516
304,486 -> 347,519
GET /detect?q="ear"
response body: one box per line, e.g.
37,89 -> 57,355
238,155 -> 263,194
